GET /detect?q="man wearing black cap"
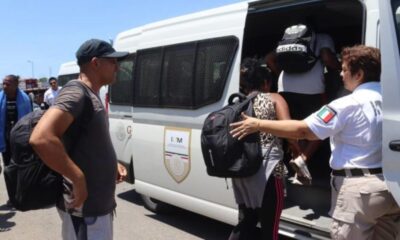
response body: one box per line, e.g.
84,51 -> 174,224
30,39 -> 128,240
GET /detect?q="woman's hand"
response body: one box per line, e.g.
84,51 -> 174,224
230,112 -> 260,140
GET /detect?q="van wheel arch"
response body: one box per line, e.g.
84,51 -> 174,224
140,195 -> 175,214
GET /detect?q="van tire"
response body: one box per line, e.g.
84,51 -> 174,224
140,195 -> 174,214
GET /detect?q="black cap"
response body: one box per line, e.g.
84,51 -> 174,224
76,39 -> 128,65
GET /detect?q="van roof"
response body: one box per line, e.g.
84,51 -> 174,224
113,1 -> 251,52
58,61 -> 79,76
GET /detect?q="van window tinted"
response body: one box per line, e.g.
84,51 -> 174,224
110,55 -> 135,105
194,38 -> 236,106
393,1 -> 400,50
161,43 -> 196,107
134,36 -> 238,109
135,49 -> 163,106
58,73 -> 79,86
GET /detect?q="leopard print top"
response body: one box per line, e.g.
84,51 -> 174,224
253,92 -> 287,177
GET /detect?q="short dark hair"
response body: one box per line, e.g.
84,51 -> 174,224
341,45 -> 381,82
5,74 -> 20,83
48,77 -> 57,83
240,57 -> 273,93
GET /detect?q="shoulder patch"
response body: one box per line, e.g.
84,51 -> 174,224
317,105 -> 336,123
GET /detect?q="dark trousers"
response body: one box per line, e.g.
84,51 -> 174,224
279,92 -> 332,178
2,144 -> 13,202
1,147 -> 12,167
229,176 -> 284,240
279,92 -> 324,120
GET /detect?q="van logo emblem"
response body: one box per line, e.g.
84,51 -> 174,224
115,122 -> 126,141
164,128 -> 191,183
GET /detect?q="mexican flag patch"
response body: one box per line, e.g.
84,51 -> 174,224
317,106 -> 336,123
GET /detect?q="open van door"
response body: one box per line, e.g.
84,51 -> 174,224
379,0 -> 400,205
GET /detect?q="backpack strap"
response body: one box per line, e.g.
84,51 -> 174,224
228,91 -> 259,105
228,92 -> 247,105
311,32 -> 319,59
247,91 -> 259,100
262,137 -> 276,160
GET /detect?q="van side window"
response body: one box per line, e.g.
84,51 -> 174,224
194,38 -> 237,106
110,55 -> 135,105
58,73 -> 79,87
393,0 -> 400,50
135,49 -> 163,106
134,36 -> 238,109
162,43 -> 196,107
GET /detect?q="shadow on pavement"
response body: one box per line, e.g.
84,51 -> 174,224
0,206 -> 16,232
148,208 -> 232,240
117,188 -> 232,240
117,188 -> 143,206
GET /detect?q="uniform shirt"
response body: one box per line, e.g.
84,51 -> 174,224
44,86 -> 61,106
304,82 -> 382,170
278,34 -> 335,94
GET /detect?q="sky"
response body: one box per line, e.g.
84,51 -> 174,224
0,0 -> 243,81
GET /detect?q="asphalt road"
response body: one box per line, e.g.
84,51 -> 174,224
0,168 -> 234,240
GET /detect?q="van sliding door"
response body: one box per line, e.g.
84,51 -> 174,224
379,0 -> 400,205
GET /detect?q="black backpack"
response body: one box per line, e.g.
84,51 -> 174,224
201,92 -> 265,178
276,24 -> 318,73
4,110 -> 62,211
4,80 -> 92,211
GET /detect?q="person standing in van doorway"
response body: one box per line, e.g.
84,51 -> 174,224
0,74 -> 32,205
43,77 -> 61,107
277,23 -> 340,185
231,45 -> 400,239
30,39 -> 128,240
229,57 -> 299,240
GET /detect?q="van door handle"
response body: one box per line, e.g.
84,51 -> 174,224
389,140 -> 400,152
123,115 -> 132,118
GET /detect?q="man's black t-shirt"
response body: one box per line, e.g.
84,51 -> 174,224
5,98 -> 17,141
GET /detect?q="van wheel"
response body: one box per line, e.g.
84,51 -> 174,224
140,195 -> 174,214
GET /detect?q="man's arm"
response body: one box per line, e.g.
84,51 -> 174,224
320,48 -> 340,70
230,113 -> 319,141
30,108 -> 87,208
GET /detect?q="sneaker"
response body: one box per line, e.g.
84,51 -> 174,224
289,156 -> 312,185
290,173 -> 312,186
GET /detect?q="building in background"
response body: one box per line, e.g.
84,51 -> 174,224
19,78 -> 47,105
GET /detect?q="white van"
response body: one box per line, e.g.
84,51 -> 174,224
57,61 -> 108,108
57,61 -> 80,87
109,1 -> 400,239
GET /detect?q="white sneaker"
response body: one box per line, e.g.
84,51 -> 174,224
290,173 -> 312,186
289,156 -> 312,185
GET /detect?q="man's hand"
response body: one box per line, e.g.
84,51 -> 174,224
116,163 -> 127,183
70,173 -> 88,209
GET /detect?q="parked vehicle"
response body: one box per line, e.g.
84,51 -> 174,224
108,1 -> 400,239
57,61 -> 79,87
